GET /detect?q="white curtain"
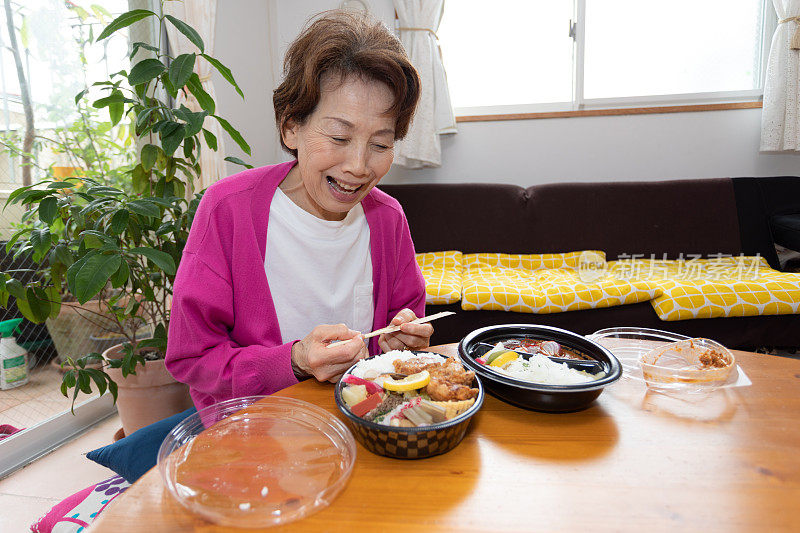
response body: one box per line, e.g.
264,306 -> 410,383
163,0 -> 227,191
761,0 -> 800,151
393,0 -> 457,169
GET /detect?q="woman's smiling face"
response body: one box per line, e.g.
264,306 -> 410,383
280,74 -> 396,221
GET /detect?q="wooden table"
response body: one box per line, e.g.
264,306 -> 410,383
90,345 -> 800,532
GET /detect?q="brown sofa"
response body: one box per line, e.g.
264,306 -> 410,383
379,176 -> 800,350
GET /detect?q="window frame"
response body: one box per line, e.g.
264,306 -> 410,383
446,0 -> 777,120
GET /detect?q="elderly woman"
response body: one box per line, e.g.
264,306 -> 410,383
165,12 -> 431,410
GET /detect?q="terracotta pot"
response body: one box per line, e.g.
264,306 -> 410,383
45,300 -> 116,363
104,344 -> 193,436
45,299 -> 147,363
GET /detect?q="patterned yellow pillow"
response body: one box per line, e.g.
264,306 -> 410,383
637,256 -> 800,320
461,252 -> 657,314
463,250 -> 605,271
415,251 -> 463,305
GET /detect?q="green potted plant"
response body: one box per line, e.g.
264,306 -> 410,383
0,1 -> 251,434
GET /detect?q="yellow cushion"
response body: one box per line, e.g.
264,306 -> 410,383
635,256 -> 800,320
461,252 -> 658,314
415,251 -> 463,305
463,250 -> 604,271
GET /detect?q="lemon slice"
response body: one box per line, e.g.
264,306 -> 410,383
486,349 -> 515,364
489,351 -> 518,367
382,370 -> 431,392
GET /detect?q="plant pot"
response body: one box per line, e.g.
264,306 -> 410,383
45,300 -> 118,363
45,299 -> 146,363
89,325 -> 153,355
104,343 -> 194,436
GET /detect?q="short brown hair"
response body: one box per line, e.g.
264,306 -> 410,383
273,11 -> 420,158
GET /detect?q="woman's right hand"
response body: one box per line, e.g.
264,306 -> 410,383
291,324 -> 367,383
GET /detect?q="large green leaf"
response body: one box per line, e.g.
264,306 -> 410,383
6,278 -> 25,300
161,74 -> 178,99
186,73 -> 215,114
127,199 -> 161,218
85,185 -> 123,196
110,209 -> 129,234
30,228 -> 52,259
109,102 -> 124,126
96,9 -> 156,42
174,105 -> 207,138
39,197 -> 58,224
79,230 -> 117,246
17,288 -> 50,323
5,184 -> 35,207
140,144 -> 159,171
132,165 -> 149,195
32,288 -> 52,322
45,285 -> 61,319
168,53 -> 196,90
73,254 -> 122,304
164,15 -> 204,52
66,250 -> 99,295
47,182 -> 77,190
129,247 -> 176,275
135,107 -> 159,135
160,122 -> 186,156
201,54 -> 243,98
128,58 -> 166,86
92,90 -> 133,108
74,88 -> 88,105
53,244 -> 74,267
213,115 -> 251,155
202,128 -> 217,151
111,258 -> 130,288
84,368 -> 109,397
129,41 -> 159,60
225,156 -> 254,169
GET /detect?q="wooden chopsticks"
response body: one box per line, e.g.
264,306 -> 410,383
361,311 -> 455,340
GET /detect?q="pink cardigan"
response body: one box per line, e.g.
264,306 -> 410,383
165,161 -> 426,410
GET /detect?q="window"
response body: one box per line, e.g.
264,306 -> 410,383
0,0 -> 130,189
0,0 -> 130,476
439,0 -> 774,115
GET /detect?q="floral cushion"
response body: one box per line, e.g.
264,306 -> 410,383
31,475 -> 130,533
416,251 -> 463,305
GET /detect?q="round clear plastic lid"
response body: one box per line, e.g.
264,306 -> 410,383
588,327 -> 689,379
158,396 -> 356,528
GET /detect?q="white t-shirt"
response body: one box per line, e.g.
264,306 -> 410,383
265,188 -> 374,344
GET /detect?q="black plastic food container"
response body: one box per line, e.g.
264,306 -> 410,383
458,324 -> 622,412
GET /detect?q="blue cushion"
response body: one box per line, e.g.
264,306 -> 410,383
86,407 -> 196,483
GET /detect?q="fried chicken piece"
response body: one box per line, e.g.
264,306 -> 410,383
393,356 -> 475,384
426,378 -> 478,401
393,356 -> 478,401
393,358 -> 432,376
431,357 -> 476,386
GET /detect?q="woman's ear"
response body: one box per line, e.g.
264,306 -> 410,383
281,117 -> 299,150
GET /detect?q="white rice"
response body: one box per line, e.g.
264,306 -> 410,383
350,350 -> 445,379
496,353 -> 604,385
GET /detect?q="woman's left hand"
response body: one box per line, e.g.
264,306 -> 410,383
378,308 -> 433,353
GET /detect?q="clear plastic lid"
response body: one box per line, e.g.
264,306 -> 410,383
158,396 -> 356,528
588,327 -> 689,377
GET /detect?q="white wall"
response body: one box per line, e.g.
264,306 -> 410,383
213,1 -> 800,186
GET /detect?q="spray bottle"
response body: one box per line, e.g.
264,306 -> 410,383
0,318 -> 29,390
